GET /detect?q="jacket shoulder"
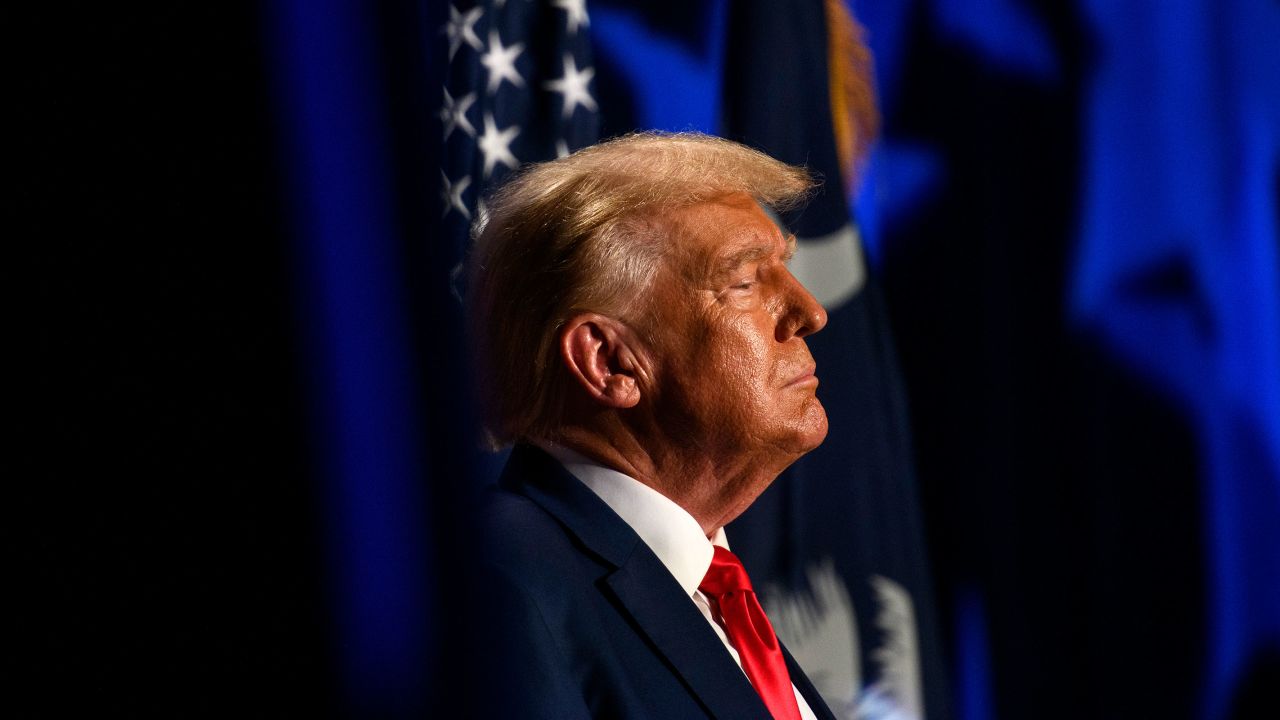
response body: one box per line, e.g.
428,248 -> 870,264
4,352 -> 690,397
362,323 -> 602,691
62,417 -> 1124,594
480,485 -> 605,583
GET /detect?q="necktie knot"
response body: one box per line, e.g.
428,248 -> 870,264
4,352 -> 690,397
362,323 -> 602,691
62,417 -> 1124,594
699,546 -> 755,598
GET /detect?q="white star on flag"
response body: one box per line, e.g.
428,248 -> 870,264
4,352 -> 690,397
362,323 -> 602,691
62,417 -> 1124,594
440,171 -> 472,219
481,30 -> 525,94
553,0 -> 590,34
439,0 -> 599,260
544,54 -> 597,119
440,88 -> 476,140
444,5 -> 483,60
478,113 -> 520,177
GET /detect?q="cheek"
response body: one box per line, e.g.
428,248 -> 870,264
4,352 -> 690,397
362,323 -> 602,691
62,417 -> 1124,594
712,323 -> 773,387
716,337 -> 782,433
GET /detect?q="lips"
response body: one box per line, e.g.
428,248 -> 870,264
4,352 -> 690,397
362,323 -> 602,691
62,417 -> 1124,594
784,364 -> 818,388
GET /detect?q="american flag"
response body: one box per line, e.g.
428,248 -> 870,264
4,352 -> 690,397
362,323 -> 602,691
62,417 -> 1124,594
439,0 -> 599,246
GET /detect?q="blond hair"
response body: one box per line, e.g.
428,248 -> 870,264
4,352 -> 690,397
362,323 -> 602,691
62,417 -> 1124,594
466,131 -> 815,447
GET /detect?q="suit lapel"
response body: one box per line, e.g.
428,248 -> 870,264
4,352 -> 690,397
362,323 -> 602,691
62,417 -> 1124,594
503,445 -> 772,719
605,550 -> 773,720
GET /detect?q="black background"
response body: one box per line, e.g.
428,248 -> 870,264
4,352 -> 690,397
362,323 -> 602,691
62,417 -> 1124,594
26,5 -> 334,714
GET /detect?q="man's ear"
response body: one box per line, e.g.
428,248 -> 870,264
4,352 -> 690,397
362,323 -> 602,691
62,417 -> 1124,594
559,314 -> 643,409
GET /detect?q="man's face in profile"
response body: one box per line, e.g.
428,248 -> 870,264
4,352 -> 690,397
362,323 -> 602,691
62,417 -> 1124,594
639,193 -> 830,462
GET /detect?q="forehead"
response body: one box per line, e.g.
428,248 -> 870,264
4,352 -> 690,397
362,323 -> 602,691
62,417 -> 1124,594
662,195 -> 788,271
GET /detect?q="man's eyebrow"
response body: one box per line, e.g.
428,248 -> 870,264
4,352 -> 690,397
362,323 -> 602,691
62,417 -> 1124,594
715,234 -> 797,274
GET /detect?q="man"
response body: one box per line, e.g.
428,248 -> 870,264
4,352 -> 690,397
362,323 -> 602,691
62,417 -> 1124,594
467,132 -> 836,719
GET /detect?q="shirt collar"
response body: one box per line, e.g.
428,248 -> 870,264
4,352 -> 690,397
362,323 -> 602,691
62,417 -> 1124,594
541,443 -> 729,597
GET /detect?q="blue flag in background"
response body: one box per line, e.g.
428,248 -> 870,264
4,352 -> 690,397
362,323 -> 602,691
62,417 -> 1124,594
847,1 -> 1280,718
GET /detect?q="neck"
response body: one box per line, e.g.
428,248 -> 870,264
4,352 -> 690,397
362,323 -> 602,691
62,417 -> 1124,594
549,423 -> 790,536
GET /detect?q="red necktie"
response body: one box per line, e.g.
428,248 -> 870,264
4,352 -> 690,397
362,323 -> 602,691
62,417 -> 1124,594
699,546 -> 803,720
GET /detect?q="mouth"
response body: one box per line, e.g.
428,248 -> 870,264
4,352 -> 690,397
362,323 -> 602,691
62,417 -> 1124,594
784,365 -> 819,388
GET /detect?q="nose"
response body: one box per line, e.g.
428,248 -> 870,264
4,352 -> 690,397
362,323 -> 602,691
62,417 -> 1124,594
778,272 -> 828,340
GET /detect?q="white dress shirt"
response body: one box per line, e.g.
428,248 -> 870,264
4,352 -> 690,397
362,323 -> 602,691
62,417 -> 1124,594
543,444 -> 819,720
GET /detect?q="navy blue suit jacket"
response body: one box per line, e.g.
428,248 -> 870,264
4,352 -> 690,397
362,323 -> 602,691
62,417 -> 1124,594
479,445 -> 837,719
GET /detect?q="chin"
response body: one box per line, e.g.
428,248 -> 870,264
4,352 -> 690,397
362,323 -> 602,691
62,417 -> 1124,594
785,401 -> 830,455
799,419 -> 829,453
